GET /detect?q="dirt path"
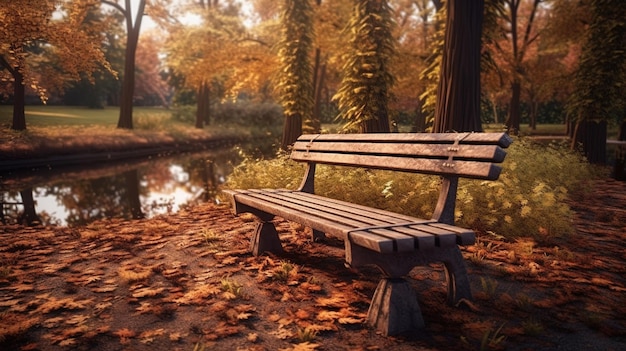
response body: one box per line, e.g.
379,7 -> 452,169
1,180 -> 625,351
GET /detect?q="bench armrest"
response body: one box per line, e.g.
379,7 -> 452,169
297,162 -> 316,193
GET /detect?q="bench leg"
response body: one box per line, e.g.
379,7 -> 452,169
311,229 -> 326,242
441,246 -> 473,306
348,241 -> 472,305
250,221 -> 283,256
367,278 -> 425,336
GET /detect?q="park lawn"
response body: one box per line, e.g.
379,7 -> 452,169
0,105 -> 244,160
0,105 -> 172,127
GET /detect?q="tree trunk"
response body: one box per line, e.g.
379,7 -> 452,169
491,97 -> 499,125
311,49 -> 326,134
11,69 -> 27,131
529,100 -> 538,130
281,113 -> 302,149
433,0 -> 484,133
615,120 -> 626,181
195,81 -> 210,129
117,0 -> 146,130
195,85 -> 204,129
506,80 -> 522,135
117,39 -> 137,129
361,110 -> 390,133
573,119 -> 607,164
413,97 -> 426,132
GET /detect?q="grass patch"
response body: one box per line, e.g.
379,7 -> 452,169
220,278 -> 245,300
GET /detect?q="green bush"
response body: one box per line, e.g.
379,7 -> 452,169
171,105 -> 196,124
224,137 -> 600,242
212,101 -> 283,128
171,101 -> 284,128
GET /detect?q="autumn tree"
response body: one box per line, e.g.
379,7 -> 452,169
335,0 -> 395,133
0,0 -> 111,130
276,0 -> 314,148
64,7 -> 126,108
487,0 -> 546,135
165,1 -> 272,129
567,0 -> 626,163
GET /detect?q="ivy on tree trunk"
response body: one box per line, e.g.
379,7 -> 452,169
277,0 -> 314,149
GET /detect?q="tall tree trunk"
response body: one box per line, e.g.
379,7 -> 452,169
529,100 -> 538,130
281,113 -> 302,149
195,85 -> 204,129
490,95 -> 499,124
117,44 -> 137,129
117,0 -> 146,130
615,120 -> 626,181
573,119 -> 607,164
195,81 -> 210,129
11,69 -> 26,131
433,0 -> 484,133
311,48 -> 325,134
506,79 -> 522,134
413,97 -> 426,132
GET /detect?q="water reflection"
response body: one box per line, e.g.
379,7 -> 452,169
1,148 -> 240,227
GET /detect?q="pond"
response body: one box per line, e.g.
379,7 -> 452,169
1,146 -> 245,227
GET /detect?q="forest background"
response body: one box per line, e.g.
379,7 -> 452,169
1,0 -> 624,146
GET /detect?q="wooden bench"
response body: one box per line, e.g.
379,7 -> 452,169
223,132 -> 512,335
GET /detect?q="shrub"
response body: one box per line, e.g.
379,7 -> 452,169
223,137 -> 600,241
171,105 -> 196,124
212,101 -> 283,128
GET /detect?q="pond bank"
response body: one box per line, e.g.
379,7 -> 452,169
0,133 -> 245,174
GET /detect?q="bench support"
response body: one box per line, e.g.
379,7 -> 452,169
346,240 -> 472,311
250,220 -> 283,256
368,278 -> 425,336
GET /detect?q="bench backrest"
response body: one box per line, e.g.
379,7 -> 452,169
291,132 -> 512,180
291,132 -> 513,225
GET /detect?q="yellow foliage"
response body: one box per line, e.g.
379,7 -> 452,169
224,137 -> 600,242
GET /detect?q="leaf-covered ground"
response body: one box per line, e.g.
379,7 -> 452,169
1,180 -> 625,351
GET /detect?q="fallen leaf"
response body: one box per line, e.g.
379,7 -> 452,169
271,326 -> 293,340
280,342 -> 320,351
65,314 -> 89,325
338,317 -> 364,324
316,310 -> 342,321
295,309 -> 311,320
59,338 -> 76,347
247,332 -> 259,342
114,328 -> 136,338
92,285 -> 118,293
132,287 -> 165,298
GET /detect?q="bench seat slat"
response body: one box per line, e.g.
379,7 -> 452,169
292,142 -> 507,163
226,189 -> 470,252
277,191 -> 431,225
290,151 -> 502,180
283,191 -> 428,224
236,190 -> 420,252
247,189 -> 405,228
248,190 -> 443,251
428,223 -> 475,245
279,192 -> 439,249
